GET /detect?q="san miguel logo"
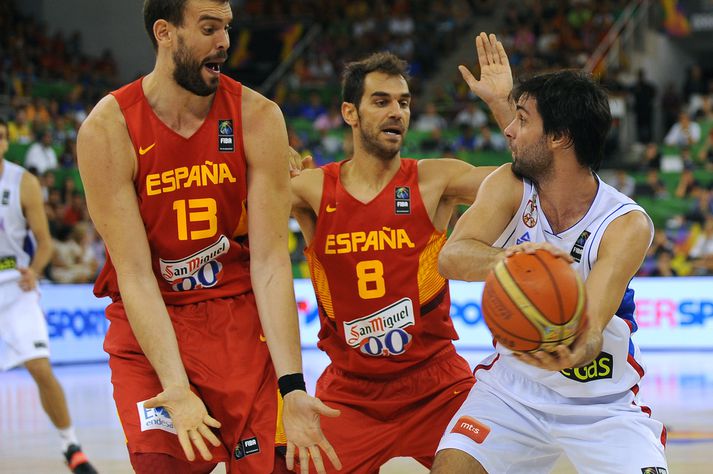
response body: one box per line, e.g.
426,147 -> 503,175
159,235 -> 230,291
522,193 -> 538,228
218,119 -> 234,152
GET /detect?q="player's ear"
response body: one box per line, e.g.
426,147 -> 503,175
342,102 -> 358,127
153,19 -> 173,48
549,131 -> 572,151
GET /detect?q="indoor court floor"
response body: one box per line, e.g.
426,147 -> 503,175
1,350 -> 711,473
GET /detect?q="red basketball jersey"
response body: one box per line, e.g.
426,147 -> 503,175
94,75 -> 253,305
306,159 -> 458,376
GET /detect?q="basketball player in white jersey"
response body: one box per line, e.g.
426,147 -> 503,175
0,119 -> 97,474
431,70 -> 669,473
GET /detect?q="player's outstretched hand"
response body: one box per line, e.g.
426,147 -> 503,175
459,32 -> 513,105
283,390 -> 341,474
289,146 -> 315,178
504,242 -> 574,263
144,386 -> 222,462
514,316 -> 603,371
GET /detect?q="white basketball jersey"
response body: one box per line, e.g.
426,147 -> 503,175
0,160 -> 31,284
492,175 -> 654,398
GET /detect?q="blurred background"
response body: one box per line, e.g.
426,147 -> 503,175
0,0 -> 712,472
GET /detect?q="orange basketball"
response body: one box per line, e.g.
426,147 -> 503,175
481,249 -> 586,353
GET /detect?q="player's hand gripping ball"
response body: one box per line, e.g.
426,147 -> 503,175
482,249 -> 586,353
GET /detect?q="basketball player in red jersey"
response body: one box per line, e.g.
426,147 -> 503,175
289,34 -> 514,472
76,1 -> 340,473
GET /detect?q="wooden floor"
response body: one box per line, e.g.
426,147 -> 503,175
1,351 -> 711,473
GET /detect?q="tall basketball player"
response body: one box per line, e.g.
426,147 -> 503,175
289,34 -> 513,472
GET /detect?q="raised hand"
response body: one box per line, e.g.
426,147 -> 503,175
459,32 -> 513,105
143,386 -> 222,461
283,390 -> 341,474
289,146 -> 315,178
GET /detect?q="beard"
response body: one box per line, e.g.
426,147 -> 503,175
357,113 -> 402,162
172,36 -> 221,97
510,136 -> 554,183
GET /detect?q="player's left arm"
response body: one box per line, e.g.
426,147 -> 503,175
19,171 -> 53,290
243,91 -> 340,474
517,211 -> 653,370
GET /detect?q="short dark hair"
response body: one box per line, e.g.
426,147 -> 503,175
341,52 -> 410,107
143,0 -> 229,50
513,70 -> 612,171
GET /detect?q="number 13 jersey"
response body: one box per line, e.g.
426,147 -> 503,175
306,159 -> 459,377
94,75 -> 253,305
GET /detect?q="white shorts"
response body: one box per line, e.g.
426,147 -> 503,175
437,354 -> 668,474
0,283 -> 50,371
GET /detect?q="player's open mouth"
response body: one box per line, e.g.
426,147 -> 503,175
382,127 -> 403,136
204,63 -> 221,74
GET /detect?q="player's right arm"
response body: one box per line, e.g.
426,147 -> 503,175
438,164 -> 521,281
290,168 -> 324,245
76,96 -> 220,461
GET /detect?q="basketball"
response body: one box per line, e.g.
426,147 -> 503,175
482,249 -> 586,353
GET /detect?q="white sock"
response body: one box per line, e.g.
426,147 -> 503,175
58,426 -> 79,452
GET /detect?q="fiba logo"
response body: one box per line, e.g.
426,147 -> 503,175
218,119 -> 234,151
218,120 -> 233,135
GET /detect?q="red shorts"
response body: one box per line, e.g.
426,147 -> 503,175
315,346 -> 474,474
104,294 -> 280,473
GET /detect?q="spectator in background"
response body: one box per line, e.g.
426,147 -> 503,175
689,216 -> 713,274
453,101 -> 488,130
697,127 -> 713,170
453,124 -> 478,152
674,166 -> 701,199
24,129 -> 58,175
49,223 -> 99,284
631,69 -> 656,144
300,91 -> 327,121
8,106 -> 33,144
661,82 -> 683,133
476,125 -> 507,151
635,168 -> 668,198
664,111 -> 701,147
414,102 -> 447,132
58,138 -> 77,168
313,104 -> 343,132
611,169 -> 636,198
650,249 -> 678,277
641,142 -> 662,171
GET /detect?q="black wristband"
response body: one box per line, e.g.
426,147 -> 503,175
278,373 -> 306,397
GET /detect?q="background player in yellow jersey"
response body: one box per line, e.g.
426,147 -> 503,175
288,34 -> 514,473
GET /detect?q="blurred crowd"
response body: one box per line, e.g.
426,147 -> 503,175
0,0 -> 712,282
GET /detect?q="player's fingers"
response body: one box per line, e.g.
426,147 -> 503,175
286,442 -> 296,471
308,445 -> 326,474
202,414 -> 221,429
487,33 -> 498,63
197,423 -> 221,447
458,65 -> 477,90
320,441 -> 342,470
299,447 -> 310,474
314,399 -> 341,418
475,34 -> 487,66
302,155 -> 316,169
178,430 -> 196,461
496,40 -> 509,65
191,431 -> 213,461
142,394 -> 164,408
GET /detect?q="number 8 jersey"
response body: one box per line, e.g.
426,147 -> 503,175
94,76 -> 252,305
306,159 -> 459,377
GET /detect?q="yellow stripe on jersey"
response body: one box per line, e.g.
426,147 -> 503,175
418,232 -> 447,305
305,250 -> 335,320
275,389 -> 287,445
